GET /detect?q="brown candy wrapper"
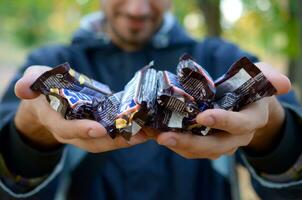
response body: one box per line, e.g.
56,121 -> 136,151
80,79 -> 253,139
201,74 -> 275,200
176,56 -> 277,136
157,71 -> 199,117
151,108 -> 186,131
116,62 -> 158,140
93,92 -> 123,139
183,118 -> 212,136
177,54 -> 216,103
31,63 -> 112,95
30,62 -> 112,122
213,92 -> 241,110
174,54 -> 216,136
46,88 -> 104,120
214,57 -> 277,111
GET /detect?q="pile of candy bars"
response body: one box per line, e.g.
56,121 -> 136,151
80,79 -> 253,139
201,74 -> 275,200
31,54 -> 277,140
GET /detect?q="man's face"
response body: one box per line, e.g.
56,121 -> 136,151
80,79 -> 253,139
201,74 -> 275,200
102,0 -> 171,49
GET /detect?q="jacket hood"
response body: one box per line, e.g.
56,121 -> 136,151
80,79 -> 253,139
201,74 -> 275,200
71,12 -> 196,49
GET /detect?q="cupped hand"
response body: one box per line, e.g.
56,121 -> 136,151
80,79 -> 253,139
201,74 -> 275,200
156,62 -> 291,159
14,66 -> 148,152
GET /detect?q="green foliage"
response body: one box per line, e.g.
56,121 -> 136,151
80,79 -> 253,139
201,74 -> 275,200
0,0 -> 99,47
172,0 -> 199,26
0,1 -> 51,46
239,0 -> 300,58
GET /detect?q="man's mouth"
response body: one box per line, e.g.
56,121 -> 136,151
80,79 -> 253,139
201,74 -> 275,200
126,18 -> 148,30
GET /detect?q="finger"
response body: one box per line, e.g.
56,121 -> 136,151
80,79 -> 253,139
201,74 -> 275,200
157,131 -> 253,158
225,147 -> 238,156
66,132 -> 149,153
196,101 -> 268,134
142,127 -> 160,139
54,119 -> 107,140
66,135 -> 131,153
35,96 -> 107,139
127,131 -> 149,145
15,66 -> 51,99
255,62 -> 291,95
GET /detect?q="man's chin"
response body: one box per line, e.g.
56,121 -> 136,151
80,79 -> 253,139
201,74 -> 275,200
111,27 -> 152,49
120,35 -> 151,47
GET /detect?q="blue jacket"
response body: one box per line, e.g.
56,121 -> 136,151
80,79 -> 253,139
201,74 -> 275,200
1,13 -> 302,200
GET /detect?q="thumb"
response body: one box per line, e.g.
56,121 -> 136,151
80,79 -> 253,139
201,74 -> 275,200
255,62 -> 291,95
15,66 -> 51,99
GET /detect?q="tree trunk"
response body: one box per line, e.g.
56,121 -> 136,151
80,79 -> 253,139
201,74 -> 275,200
288,0 -> 302,101
196,0 -> 222,37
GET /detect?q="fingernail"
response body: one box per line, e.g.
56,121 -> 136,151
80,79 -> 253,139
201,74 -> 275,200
163,138 -> 177,147
202,116 -> 215,126
88,130 -> 100,138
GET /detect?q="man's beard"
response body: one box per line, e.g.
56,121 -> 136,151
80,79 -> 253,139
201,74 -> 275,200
110,23 -> 150,48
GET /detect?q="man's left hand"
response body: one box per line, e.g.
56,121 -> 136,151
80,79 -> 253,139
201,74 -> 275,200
156,62 -> 291,159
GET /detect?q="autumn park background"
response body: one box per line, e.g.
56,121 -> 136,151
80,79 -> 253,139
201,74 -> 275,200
0,0 -> 301,199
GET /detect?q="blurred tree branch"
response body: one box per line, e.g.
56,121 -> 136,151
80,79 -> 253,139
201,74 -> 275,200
196,0 -> 221,36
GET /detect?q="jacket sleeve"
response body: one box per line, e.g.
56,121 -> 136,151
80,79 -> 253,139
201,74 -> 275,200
0,46 -> 70,199
241,91 -> 302,200
198,37 -> 302,199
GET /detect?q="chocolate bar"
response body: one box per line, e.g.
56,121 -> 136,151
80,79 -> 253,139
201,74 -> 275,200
116,62 -> 158,140
31,63 -> 112,95
46,88 -> 104,120
214,57 -> 277,111
156,71 -> 199,117
93,92 -> 123,139
177,54 -> 215,103
30,62 -> 113,121
183,118 -> 212,136
151,108 -> 186,132
213,92 -> 241,110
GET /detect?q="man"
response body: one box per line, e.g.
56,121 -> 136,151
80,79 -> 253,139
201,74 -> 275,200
0,0 -> 301,199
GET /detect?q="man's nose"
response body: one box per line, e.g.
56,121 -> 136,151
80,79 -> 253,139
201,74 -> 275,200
124,0 -> 151,17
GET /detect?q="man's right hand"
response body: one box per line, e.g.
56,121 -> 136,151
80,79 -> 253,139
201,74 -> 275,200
14,66 -> 148,152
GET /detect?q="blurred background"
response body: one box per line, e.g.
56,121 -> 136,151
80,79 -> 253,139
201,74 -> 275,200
0,0 -> 301,199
